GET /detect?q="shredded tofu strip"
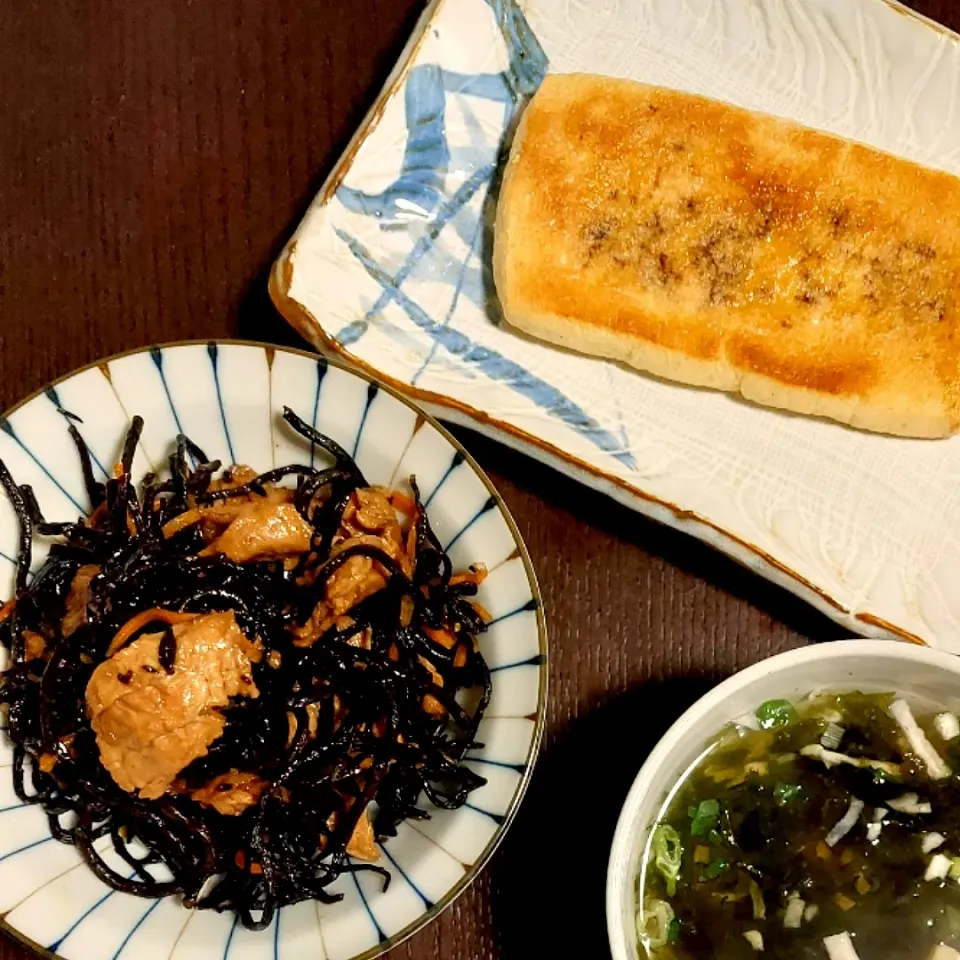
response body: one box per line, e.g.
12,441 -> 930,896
800,744 -> 900,777
825,798 -> 864,847
929,945 -> 960,960
935,713 -> 960,742
889,792 -> 933,815
783,896 -> 805,929
926,853 -> 952,882
923,832 -> 947,854
743,930 -> 764,951
889,699 -> 951,780
823,932 -> 861,960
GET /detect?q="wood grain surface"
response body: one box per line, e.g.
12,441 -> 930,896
0,1 -> 954,958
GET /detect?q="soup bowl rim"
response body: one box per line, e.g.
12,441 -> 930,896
606,639 -> 960,960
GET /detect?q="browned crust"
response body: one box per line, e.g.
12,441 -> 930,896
494,74 -> 960,438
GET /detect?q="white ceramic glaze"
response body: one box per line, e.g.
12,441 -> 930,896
605,640 -> 960,960
272,0 -> 960,649
0,341 -> 546,960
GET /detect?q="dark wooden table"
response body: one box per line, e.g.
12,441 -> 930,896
0,1 -> 954,957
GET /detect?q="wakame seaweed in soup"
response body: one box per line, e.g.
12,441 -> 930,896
636,692 -> 960,960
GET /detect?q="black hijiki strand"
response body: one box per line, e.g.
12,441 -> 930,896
0,410 -> 490,930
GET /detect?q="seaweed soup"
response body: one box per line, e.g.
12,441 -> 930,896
637,691 -> 960,960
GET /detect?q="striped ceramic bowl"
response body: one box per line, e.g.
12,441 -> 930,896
0,341 -> 546,960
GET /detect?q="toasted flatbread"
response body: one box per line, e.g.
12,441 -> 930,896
494,74 -> 960,438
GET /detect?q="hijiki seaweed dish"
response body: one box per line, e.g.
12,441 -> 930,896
638,691 -> 960,960
0,408 -> 491,929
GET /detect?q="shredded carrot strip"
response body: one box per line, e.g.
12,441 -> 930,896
422,694 -> 446,718
418,655 -> 444,687
86,502 -> 108,529
106,608 -> 198,657
0,596 -> 16,625
423,625 -> 457,649
113,463 -> 124,479
388,490 -> 416,516
471,601 -> 493,623
449,564 -> 488,587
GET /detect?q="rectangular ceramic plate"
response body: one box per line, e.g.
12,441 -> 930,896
271,0 -> 960,649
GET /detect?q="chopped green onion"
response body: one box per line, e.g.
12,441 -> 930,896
950,857 -> 960,881
705,858 -> 730,879
756,698 -> 798,729
774,782 -> 802,806
690,798 -> 720,836
642,897 -> 675,949
652,824 -> 683,896
748,878 -> 766,920
872,767 -> 892,785
667,918 -> 681,943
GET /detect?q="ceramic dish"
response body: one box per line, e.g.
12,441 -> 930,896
605,640 -> 960,960
271,0 -> 960,650
0,341 -> 546,960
